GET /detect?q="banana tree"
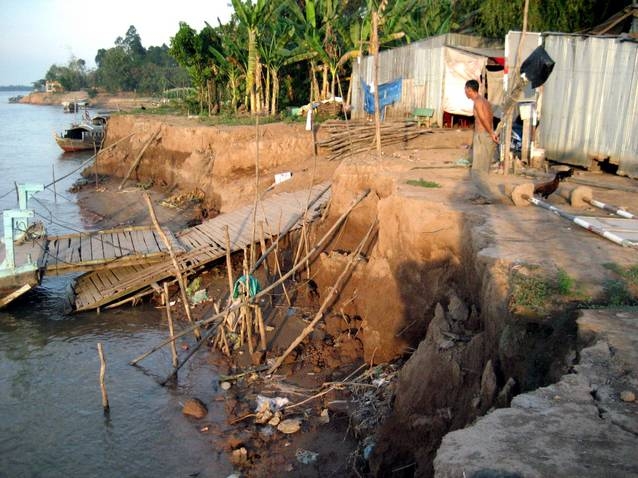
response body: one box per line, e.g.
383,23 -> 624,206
231,0 -> 278,114
208,20 -> 247,113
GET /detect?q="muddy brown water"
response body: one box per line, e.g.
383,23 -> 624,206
0,93 -> 231,477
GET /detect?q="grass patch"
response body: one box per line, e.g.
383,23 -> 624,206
510,267 -> 586,313
510,273 -> 553,311
602,263 -> 638,305
556,268 -> 574,295
406,178 -> 441,188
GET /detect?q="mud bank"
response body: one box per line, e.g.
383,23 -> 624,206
82,115 -> 638,476
289,153 -> 637,475
87,115 -> 338,214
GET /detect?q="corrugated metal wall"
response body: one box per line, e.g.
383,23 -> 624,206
539,35 -> 638,177
352,34 -> 501,126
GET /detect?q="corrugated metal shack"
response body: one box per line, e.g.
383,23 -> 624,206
538,34 -> 638,178
351,33 -> 503,126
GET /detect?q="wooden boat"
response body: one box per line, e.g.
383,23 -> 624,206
54,114 -> 109,152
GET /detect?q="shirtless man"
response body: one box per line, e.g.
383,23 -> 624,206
464,79 -> 498,173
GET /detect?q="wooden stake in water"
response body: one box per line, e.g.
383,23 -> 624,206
52,165 -> 57,204
97,342 -> 110,413
164,282 -> 179,369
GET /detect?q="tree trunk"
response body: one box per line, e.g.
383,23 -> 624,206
310,61 -> 320,103
255,54 -> 263,113
247,29 -> 257,114
264,65 -> 271,114
271,70 -> 279,116
322,64 -> 329,99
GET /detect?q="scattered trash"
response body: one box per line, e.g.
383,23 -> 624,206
363,439 -> 375,460
220,381 -> 232,391
296,448 -> 319,465
275,171 -> 293,184
319,408 -> 330,424
190,289 -> 209,305
277,418 -> 302,434
233,274 -> 261,298
231,447 -> 248,466
200,426 -> 209,432
620,390 -> 636,402
254,395 -> 290,424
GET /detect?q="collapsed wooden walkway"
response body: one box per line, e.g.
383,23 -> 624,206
44,226 -> 184,273
72,183 -> 331,311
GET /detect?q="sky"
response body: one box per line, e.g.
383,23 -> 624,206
0,0 -> 234,86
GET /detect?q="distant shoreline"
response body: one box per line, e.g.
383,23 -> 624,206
0,85 -> 32,92
18,90 -> 156,111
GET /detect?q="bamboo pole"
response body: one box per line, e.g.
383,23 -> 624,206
143,193 -> 201,340
52,165 -> 57,204
258,222 -> 271,280
268,220 -> 378,374
224,225 -> 234,301
97,342 -> 109,412
251,183 -> 332,272
164,282 -> 179,369
119,129 -> 160,190
129,189 -> 370,366
371,11 -> 381,155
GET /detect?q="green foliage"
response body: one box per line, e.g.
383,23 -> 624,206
45,56 -> 88,91
602,279 -> 636,306
510,267 -> 583,313
556,268 -> 574,295
406,178 -> 441,188
602,263 -> 638,306
461,0 -> 626,38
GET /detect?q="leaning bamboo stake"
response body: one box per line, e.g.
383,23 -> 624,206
119,128 -> 160,190
143,193 -> 201,340
258,222 -> 271,280
164,282 -> 179,369
269,217 -> 291,306
129,189 -> 370,366
255,305 -> 267,351
97,342 -> 110,413
268,220 -> 378,374
224,225 -> 235,301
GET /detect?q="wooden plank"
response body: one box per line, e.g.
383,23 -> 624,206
99,232 -> 117,260
131,229 -> 151,254
117,230 -> 135,256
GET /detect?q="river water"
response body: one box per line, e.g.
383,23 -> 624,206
0,92 -> 230,477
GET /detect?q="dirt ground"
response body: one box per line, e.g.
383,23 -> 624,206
70,116 -> 638,477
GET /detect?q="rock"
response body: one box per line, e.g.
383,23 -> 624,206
495,377 -> 517,408
231,447 -> 248,466
182,398 -> 208,419
620,390 -> 636,402
277,418 -> 302,434
220,381 -> 232,391
447,290 -> 469,322
479,360 -> 498,412
319,408 -> 330,424
268,411 -> 282,426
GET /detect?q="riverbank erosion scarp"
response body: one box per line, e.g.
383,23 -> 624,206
79,115 -> 638,476
87,115 -> 337,214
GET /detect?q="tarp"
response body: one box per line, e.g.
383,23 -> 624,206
362,78 -> 403,115
442,47 -> 487,116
